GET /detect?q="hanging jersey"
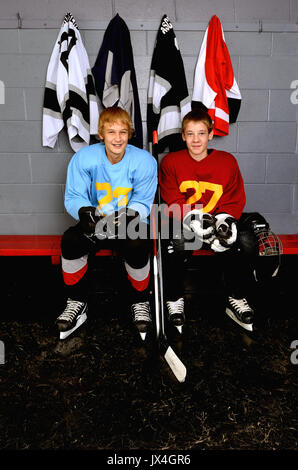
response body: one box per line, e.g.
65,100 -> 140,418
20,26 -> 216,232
65,142 -> 157,222
159,148 -> 245,220
192,15 -> 241,136
92,14 -> 143,149
43,12 -> 99,152
147,15 -> 191,153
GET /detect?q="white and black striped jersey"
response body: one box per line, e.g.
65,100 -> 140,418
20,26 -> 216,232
43,12 -> 99,152
147,15 -> 191,153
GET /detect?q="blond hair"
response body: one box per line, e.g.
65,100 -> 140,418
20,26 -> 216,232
98,107 -> 135,139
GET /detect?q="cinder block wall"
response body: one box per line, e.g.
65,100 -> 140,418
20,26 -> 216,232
0,0 -> 297,234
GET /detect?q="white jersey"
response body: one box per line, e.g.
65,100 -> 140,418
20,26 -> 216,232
42,13 -> 99,152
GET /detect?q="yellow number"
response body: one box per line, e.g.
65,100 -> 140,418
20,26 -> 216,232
96,182 -> 113,209
179,181 -> 201,206
96,182 -> 132,210
179,180 -> 223,213
113,187 -> 132,207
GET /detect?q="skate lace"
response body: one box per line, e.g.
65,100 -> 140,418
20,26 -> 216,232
58,299 -> 85,322
229,297 -> 251,313
132,301 -> 151,322
166,298 -> 184,315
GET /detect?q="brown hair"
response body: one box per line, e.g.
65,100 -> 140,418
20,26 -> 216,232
98,107 -> 135,139
182,108 -> 213,134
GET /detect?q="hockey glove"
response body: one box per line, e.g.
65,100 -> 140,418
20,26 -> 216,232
94,207 -> 139,240
211,213 -> 237,252
183,209 -> 215,244
78,206 -> 102,236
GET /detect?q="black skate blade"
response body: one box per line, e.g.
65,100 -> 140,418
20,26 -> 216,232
59,313 -> 87,340
225,308 -> 253,332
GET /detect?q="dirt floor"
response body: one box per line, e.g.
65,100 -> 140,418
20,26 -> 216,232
0,254 -> 297,462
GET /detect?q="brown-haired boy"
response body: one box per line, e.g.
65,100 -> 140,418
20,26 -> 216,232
159,108 -> 258,331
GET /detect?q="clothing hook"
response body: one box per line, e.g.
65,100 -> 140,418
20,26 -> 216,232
258,19 -> 263,33
17,12 -> 22,29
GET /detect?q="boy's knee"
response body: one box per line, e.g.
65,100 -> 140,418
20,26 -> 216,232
122,238 -> 151,268
61,226 -> 86,259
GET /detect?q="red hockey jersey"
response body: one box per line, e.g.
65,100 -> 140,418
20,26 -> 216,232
192,15 -> 241,136
159,148 -> 246,220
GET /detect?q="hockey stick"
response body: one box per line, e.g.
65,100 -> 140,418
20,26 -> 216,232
150,131 -> 187,383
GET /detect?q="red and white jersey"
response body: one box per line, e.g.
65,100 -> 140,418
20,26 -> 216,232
159,148 -> 246,220
192,15 -> 241,136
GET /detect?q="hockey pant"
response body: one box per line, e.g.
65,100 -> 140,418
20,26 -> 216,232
61,223 -> 152,303
161,222 -> 259,301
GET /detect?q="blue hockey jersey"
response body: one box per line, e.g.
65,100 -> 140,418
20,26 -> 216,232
64,142 -> 157,221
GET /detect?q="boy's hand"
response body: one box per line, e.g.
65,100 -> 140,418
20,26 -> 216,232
183,210 -> 215,244
95,208 -> 139,240
78,206 -> 101,235
211,213 -> 237,252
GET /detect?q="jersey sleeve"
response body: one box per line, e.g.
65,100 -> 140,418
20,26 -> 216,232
64,149 -> 94,220
127,153 -> 158,220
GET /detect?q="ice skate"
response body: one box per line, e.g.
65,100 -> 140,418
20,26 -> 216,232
131,301 -> 152,340
225,296 -> 254,331
166,297 -> 185,333
56,298 -> 88,340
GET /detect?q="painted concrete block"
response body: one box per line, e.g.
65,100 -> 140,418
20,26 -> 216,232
244,183 -> 292,213
238,122 -> 296,153
272,33 -> 298,56
224,31 -> 271,56
30,154 -> 72,184
239,56 -> 298,89
0,88 -> 26,120
0,155 -> 31,183
269,90 -> 298,122
0,54 -> 49,87
0,30 -> 19,53
235,154 -> 266,183
44,0 -> 113,22
0,121 -> 59,153
19,29 -> 59,54
0,184 -> 64,213
115,0 -> 175,21
266,155 -> 298,183
235,0 -> 290,22
237,89 -> 268,122
176,0 -> 235,22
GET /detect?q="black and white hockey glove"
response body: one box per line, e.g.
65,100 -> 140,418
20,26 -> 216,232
78,206 -> 102,236
94,207 -> 139,240
211,213 -> 237,252
183,209 -> 215,244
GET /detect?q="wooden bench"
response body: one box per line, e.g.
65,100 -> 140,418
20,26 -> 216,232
0,234 -> 297,265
